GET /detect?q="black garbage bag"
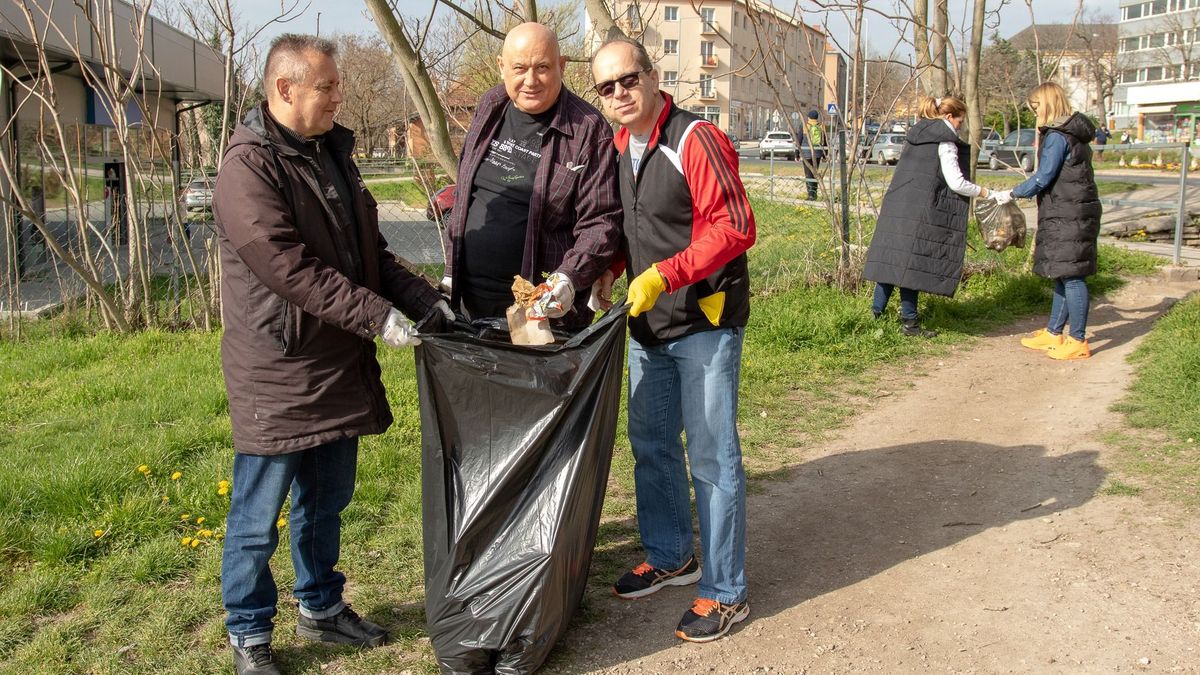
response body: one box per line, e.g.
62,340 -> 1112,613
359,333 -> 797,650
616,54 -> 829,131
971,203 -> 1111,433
414,307 -> 628,674
974,197 -> 1027,252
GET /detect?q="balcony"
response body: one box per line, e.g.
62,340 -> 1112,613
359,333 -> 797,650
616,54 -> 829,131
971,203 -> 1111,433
701,19 -> 719,34
698,88 -> 717,100
701,54 -> 718,68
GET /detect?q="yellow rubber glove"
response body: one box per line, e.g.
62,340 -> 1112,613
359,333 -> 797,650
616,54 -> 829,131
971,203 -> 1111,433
628,266 -> 667,318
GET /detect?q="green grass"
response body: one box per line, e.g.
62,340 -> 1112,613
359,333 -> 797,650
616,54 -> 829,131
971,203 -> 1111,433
1106,294 -> 1200,507
366,177 -> 451,208
0,196 -> 1167,671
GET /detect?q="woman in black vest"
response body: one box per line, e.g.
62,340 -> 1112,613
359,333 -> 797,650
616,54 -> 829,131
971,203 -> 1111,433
863,96 -> 997,337
993,83 -> 1101,360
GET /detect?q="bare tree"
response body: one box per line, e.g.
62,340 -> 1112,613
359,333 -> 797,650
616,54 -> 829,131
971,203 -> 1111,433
335,33 -> 407,156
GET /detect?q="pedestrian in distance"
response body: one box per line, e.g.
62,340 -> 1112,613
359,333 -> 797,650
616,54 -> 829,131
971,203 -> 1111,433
799,109 -> 825,200
212,34 -> 452,675
589,36 -> 756,644
1095,124 -> 1109,161
862,95 -> 1002,338
992,82 -> 1102,360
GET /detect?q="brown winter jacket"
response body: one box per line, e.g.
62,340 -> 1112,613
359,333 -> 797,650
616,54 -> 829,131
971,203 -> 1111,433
213,103 -> 441,455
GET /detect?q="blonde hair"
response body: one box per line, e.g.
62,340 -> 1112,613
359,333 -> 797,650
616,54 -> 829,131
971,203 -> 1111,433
917,95 -> 967,120
1027,82 -> 1072,127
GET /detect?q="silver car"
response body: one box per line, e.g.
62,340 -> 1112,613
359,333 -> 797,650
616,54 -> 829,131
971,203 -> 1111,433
758,131 -> 797,160
181,177 -> 213,211
871,134 -> 905,165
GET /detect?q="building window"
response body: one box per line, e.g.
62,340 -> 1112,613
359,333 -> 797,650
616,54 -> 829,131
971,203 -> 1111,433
700,41 -> 714,58
1071,64 -> 1082,78
699,74 -> 714,97
701,105 -> 720,125
664,39 -> 678,55
700,7 -> 717,32
1146,65 -> 1165,80
664,6 -> 678,21
624,5 -> 641,30
663,71 -> 678,86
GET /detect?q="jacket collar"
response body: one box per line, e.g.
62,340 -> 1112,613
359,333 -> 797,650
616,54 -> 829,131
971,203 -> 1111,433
235,102 -> 356,159
613,91 -> 673,153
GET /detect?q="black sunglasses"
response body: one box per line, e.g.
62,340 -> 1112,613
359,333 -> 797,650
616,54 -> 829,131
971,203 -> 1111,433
594,69 -> 649,98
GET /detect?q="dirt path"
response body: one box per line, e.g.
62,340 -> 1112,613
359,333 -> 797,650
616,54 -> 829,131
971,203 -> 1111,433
551,273 -> 1200,673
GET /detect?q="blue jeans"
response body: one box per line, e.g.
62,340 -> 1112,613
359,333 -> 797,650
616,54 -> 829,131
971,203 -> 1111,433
872,283 -> 919,320
222,437 -> 359,646
1047,277 -> 1089,341
628,328 -> 747,604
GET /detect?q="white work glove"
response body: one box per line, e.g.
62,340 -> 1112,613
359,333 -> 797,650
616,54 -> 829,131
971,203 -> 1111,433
439,276 -> 453,294
993,189 -> 1014,205
433,299 -> 454,322
528,272 -> 575,320
380,308 -> 421,348
588,270 -> 615,312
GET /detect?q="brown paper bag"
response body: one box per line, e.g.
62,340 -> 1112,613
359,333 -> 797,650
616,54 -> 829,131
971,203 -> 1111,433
506,303 -> 555,345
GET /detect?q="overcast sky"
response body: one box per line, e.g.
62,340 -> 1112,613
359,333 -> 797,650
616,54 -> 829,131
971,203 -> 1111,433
237,0 -> 1121,56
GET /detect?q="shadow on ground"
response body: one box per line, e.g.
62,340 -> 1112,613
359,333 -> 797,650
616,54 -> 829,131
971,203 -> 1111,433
544,440 -> 1103,672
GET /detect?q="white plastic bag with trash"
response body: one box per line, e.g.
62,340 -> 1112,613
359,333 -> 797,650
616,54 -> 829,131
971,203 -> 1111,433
974,197 -> 1027,252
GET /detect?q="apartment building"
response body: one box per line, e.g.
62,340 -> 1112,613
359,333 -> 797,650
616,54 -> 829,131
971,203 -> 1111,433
1113,0 -> 1200,141
1008,24 -> 1116,121
591,0 -> 833,139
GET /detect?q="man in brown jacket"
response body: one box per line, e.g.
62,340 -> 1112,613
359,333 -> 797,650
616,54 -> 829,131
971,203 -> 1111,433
212,34 -> 450,675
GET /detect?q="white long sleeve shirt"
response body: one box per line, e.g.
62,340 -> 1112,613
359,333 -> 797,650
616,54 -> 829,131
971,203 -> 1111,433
937,119 -> 985,198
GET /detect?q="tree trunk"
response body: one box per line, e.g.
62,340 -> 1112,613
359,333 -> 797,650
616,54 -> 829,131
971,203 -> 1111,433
913,0 -> 933,95
931,0 -> 950,95
964,0 -> 986,182
364,0 -> 459,176
585,0 -> 626,42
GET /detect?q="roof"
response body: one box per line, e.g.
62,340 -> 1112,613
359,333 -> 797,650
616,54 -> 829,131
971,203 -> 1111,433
0,0 -> 224,101
1007,24 -> 1117,53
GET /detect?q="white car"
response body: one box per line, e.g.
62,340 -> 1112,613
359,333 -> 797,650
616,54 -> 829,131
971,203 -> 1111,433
758,131 -> 797,160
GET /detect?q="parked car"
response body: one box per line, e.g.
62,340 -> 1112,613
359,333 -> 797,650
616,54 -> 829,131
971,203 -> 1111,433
989,128 -> 1037,171
759,131 -> 797,160
426,184 -> 455,221
180,177 -> 213,211
975,127 -> 1003,166
870,133 -> 906,165
858,127 -> 886,159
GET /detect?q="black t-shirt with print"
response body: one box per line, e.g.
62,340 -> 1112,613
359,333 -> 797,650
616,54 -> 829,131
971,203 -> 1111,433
461,101 -> 554,318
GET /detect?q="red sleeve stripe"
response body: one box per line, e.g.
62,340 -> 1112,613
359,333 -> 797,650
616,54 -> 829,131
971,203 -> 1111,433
691,125 -> 752,235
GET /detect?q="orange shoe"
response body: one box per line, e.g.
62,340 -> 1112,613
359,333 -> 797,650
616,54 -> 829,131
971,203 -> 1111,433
1020,329 -> 1064,351
1047,336 -> 1091,360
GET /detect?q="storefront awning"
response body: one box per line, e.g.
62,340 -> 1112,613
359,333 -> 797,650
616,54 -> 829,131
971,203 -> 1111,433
1136,105 -> 1176,114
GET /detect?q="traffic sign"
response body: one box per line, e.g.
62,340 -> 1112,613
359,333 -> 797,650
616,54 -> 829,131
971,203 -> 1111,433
826,102 -> 838,116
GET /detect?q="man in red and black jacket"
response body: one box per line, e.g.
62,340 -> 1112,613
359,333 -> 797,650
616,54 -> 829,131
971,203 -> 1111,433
590,37 -> 756,644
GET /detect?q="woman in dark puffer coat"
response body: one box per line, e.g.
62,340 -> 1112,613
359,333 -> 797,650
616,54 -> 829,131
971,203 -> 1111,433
863,95 -> 998,337
992,82 -> 1102,360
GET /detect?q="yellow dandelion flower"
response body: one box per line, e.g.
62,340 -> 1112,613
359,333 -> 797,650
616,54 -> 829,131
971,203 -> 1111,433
93,529 -> 104,538
180,513 -> 191,520
218,480 -> 230,489
161,495 -> 170,503
277,518 -> 287,529
217,486 -> 229,496
171,471 -> 182,481
137,464 -> 150,474
181,537 -> 193,546
190,539 -> 201,548
196,517 -> 205,524
199,529 -> 213,538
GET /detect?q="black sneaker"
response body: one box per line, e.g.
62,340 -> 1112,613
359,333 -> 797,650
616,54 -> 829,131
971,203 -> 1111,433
296,605 -> 388,647
232,643 -> 282,675
675,597 -> 750,643
612,558 -> 702,599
